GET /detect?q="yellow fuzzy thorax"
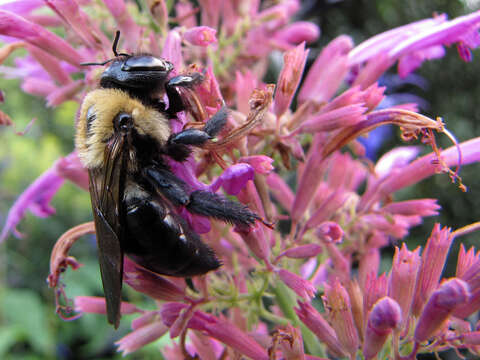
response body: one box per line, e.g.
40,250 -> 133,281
75,88 -> 171,169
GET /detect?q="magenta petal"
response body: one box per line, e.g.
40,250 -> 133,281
1,165 -> 65,242
0,10 -> 85,66
209,163 -> 254,195
0,0 -> 44,15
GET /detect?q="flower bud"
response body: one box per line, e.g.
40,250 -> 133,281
414,278 -> 470,342
363,297 -> 402,359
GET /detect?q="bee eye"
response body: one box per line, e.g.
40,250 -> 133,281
114,112 -> 133,132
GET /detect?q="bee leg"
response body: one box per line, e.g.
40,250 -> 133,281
165,73 -> 204,115
165,107 -> 228,162
144,167 -> 258,227
144,167 -> 190,206
186,190 -> 259,227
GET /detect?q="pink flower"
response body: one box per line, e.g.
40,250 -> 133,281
274,42 -> 309,117
298,35 -> 354,104
388,244 -> 421,326
189,311 -> 269,360
276,268 -> 316,300
123,258 -> 187,302
74,296 -> 140,315
296,301 -> 347,358
323,280 -> 360,357
116,320 -> 168,355
273,21 -> 320,47
184,26 -> 217,46
0,10 -> 84,66
412,224 -> 455,316
239,155 -> 274,175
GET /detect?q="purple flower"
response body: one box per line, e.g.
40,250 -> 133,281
208,163 -> 254,195
1,164 -> 64,241
363,297 -> 402,359
414,278 -> 470,342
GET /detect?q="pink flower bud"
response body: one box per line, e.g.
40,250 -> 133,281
276,268 -> 316,300
412,224 -> 454,316
274,21 -> 320,45
295,301 -> 347,358
316,221 -> 344,243
363,297 -> 402,359
274,42 -> 309,117
116,320 -> 168,355
388,244 -> 420,326
184,26 -> 217,46
123,258 -> 187,302
280,244 -> 322,259
239,155 -> 274,175
74,296 -> 139,315
323,280 -> 360,356
414,278 -> 470,342
382,199 -> 440,217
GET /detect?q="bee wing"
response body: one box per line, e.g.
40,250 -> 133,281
88,135 -> 126,328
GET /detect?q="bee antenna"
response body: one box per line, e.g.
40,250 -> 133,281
112,30 -> 121,57
112,30 -> 132,58
80,58 -> 115,67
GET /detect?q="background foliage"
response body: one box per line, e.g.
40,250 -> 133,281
0,0 -> 479,359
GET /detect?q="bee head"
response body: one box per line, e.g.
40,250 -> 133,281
81,31 -> 174,93
100,55 -> 174,91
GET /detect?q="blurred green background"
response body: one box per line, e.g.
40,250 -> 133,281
1,0 -> 480,359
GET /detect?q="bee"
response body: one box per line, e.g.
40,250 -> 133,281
76,32 -> 259,328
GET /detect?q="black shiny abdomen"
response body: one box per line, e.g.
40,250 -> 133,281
124,195 -> 220,277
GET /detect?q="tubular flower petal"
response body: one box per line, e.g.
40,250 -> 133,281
274,42 -> 309,117
414,278 -> 470,342
295,301 -> 347,358
276,268 -> 316,300
123,258 -> 187,302
388,244 -> 421,326
323,280 -> 360,357
363,297 -> 402,359
116,321 -> 168,355
0,10 -> 84,65
74,296 -> 140,315
412,224 -> 454,316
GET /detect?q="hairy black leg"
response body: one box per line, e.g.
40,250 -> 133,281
165,73 -> 204,115
186,190 -> 259,227
164,106 -> 229,161
203,106 -> 228,137
143,167 -> 258,227
144,166 -> 189,206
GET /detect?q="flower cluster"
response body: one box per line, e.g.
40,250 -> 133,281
1,0 -> 480,359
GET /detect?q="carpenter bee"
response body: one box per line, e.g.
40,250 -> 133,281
76,32 -> 259,328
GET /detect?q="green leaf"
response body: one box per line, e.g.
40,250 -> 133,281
1,289 -> 54,356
